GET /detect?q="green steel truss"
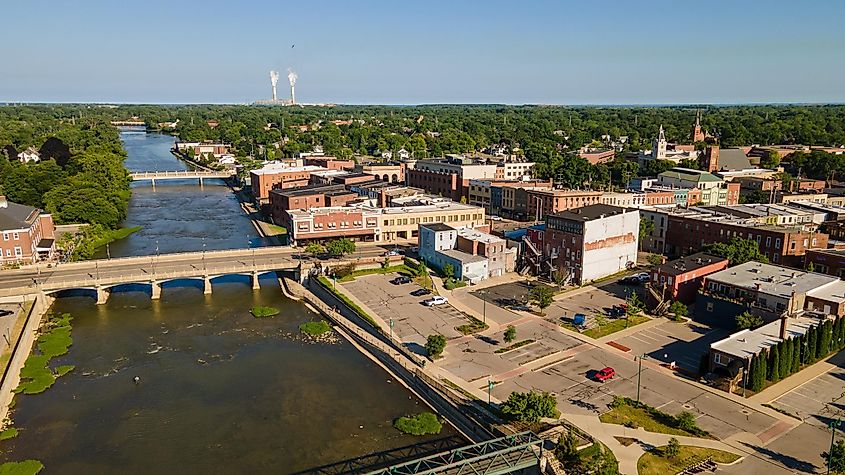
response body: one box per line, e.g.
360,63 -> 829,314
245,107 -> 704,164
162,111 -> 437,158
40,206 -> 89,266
364,431 -> 542,475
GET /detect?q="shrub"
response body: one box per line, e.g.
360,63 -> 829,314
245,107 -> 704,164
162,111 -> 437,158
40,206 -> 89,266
665,437 -> 681,458
250,306 -> 280,318
736,311 -> 763,330
668,301 -> 688,318
394,412 -> 442,436
675,411 -> 698,432
504,325 -> 517,343
425,334 -> 447,358
500,390 -> 559,423
299,320 -> 331,336
331,263 -> 356,279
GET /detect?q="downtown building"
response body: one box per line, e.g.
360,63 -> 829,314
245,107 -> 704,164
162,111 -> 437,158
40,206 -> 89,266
0,196 -> 56,264
523,204 -> 639,285
406,155 -> 534,203
419,223 -> 516,284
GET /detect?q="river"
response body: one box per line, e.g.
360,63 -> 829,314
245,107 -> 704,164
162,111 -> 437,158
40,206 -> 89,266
1,131 -> 456,473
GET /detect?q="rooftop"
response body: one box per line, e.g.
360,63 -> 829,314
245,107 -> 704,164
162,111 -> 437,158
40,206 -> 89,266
550,204 -> 630,222
711,316 -> 818,360
716,148 -> 752,171
457,227 -> 503,244
421,223 -> 455,232
659,168 -> 723,183
0,197 -> 40,230
438,248 -> 488,264
250,165 -> 327,176
656,253 -> 727,276
270,184 -> 346,197
706,261 -> 838,298
806,280 -> 845,304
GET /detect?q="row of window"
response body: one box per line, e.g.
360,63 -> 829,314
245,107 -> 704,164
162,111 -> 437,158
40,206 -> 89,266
3,247 -> 23,257
2,232 -> 21,241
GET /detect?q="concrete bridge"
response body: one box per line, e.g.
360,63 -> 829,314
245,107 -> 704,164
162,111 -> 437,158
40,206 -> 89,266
130,170 -> 235,187
0,248 -> 301,304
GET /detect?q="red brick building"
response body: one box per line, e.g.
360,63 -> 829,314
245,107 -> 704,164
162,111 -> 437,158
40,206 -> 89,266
525,189 -> 603,220
249,165 -> 328,202
304,157 -> 355,171
406,168 -> 463,202
665,214 -> 826,268
651,253 -> 729,304
286,207 -> 379,244
804,249 -> 845,279
268,185 -> 359,223
0,196 -> 56,264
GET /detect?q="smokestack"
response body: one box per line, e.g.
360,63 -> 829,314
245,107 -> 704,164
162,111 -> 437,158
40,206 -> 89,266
779,315 -> 788,340
288,68 -> 298,105
270,71 -> 279,102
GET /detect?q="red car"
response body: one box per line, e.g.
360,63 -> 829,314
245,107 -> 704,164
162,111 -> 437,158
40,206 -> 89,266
595,367 -> 616,382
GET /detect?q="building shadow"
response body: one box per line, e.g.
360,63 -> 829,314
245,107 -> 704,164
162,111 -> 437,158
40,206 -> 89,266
291,435 -> 467,474
404,342 -> 428,357
739,441 -> 818,473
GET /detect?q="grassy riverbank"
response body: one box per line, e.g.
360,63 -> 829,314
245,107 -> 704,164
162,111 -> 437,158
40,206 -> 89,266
69,225 -> 141,260
15,313 -> 74,395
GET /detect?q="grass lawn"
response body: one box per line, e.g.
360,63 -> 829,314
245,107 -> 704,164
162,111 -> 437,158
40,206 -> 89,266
90,226 -> 142,249
600,405 -> 697,438
264,223 -> 288,235
583,315 -> 650,339
638,445 -> 739,475
337,265 -> 415,283
318,276 -> 381,330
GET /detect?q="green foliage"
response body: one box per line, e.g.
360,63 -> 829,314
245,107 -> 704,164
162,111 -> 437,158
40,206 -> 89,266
529,285 -> 555,314
0,428 -> 18,441
504,325 -> 517,343
823,439 -> 845,475
769,345 -> 781,383
442,263 -> 455,280
600,396 -> 711,438
647,254 -> 664,266
675,411 -> 698,432
455,315 -> 488,335
494,339 -> 535,354
444,278 -> 466,290
425,334 -> 447,358
639,218 -> 654,243
299,320 -> 331,336
0,460 -> 44,475
668,301 -> 688,318
331,263 -> 356,279
15,313 -> 74,395
556,427 -> 579,463
736,311 -> 763,330
627,292 -> 643,317
393,412 -> 442,436
664,437 -> 681,458
304,243 -> 324,256
70,225 -> 141,260
325,238 -> 355,256
500,390 -> 559,424
250,306 -> 280,318
316,276 -> 381,330
704,237 -> 768,266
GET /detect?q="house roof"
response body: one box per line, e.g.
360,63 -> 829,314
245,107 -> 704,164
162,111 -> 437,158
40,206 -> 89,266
659,168 -> 723,183
717,149 -> 753,171
0,198 -> 40,231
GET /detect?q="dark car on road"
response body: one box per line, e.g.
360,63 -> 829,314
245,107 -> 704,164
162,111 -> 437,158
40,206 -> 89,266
390,276 -> 412,285
411,288 -> 431,297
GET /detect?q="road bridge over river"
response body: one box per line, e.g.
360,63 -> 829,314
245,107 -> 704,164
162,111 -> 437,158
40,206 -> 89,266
129,170 -> 235,187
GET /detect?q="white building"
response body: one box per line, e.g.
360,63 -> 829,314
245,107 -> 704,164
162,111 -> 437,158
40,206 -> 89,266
17,147 -> 40,163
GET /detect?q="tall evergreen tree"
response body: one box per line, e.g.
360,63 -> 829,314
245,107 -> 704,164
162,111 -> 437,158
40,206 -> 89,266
820,320 -> 833,358
808,326 -> 818,362
780,340 -> 791,378
750,354 -> 764,392
759,350 -> 768,386
769,345 -> 781,382
791,338 -> 801,374
838,317 -> 845,350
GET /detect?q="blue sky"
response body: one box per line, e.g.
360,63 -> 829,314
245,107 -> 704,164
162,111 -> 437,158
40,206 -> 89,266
2,0 -> 843,104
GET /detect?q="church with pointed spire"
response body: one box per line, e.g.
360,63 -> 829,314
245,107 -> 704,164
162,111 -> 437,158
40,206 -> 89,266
691,110 -> 705,143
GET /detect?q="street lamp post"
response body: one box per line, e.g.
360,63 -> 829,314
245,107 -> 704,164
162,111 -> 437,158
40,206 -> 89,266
202,238 -> 207,272
635,354 -> 644,406
829,418 -> 841,475
487,378 -> 494,406
389,318 -> 394,341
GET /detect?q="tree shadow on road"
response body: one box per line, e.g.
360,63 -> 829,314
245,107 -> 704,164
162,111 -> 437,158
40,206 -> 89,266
739,441 -> 818,474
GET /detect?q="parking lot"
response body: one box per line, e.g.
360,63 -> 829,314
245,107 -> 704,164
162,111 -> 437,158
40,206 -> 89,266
0,303 -> 23,349
491,343 -> 783,441
612,320 -> 732,374
770,367 -> 845,429
341,272 -> 471,348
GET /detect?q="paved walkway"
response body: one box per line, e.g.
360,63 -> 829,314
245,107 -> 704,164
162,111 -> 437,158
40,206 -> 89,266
747,349 -> 845,404
562,414 -> 747,475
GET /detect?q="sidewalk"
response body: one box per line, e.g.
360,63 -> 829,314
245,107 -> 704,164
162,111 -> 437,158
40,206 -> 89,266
562,413 -> 747,475
747,349 -> 845,404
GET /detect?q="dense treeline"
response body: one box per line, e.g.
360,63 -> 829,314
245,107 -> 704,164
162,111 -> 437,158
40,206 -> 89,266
0,108 -> 130,228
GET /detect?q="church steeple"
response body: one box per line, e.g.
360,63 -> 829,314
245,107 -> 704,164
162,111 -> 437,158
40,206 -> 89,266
691,110 -> 705,142
653,125 -> 667,160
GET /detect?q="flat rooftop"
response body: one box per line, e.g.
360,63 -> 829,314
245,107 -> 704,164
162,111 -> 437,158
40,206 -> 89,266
711,316 -> 818,359
421,223 -> 455,232
706,261 -> 838,298
438,249 -> 488,264
550,204 -> 629,222
251,165 -> 326,176
270,184 -> 346,197
656,253 -> 727,276
457,227 -> 503,244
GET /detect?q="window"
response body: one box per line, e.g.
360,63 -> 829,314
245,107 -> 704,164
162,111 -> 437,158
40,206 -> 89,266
13,247 -> 22,257
765,237 -> 771,248
706,302 -> 714,312
12,232 -> 19,240
713,353 -> 730,366
775,238 -> 781,248
2,233 -> 7,241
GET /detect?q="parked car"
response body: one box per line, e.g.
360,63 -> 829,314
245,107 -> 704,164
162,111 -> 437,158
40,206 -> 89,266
390,276 -> 412,285
634,272 -> 650,282
384,248 -> 401,257
411,288 -> 432,297
489,215 -> 503,221
423,296 -> 448,306
620,276 -> 641,285
594,367 -> 616,382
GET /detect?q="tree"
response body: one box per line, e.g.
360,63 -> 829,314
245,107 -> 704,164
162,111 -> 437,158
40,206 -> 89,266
820,320 -> 834,357
500,390 -> 558,423
808,326 -> 819,362
668,301 -> 688,318
504,325 -> 517,343
807,262 -> 816,273
325,238 -> 355,256
665,437 -> 681,458
552,270 -> 567,290
639,218 -> 654,249
790,337 -> 801,374
750,354 -> 765,392
760,150 -> 780,169
627,293 -> 643,315
556,427 -> 579,463
675,411 -> 698,432
529,285 -> 555,315
304,243 -> 324,257
425,334 -> 446,358
736,311 -> 763,330
779,340 -> 791,379
442,263 -> 455,280
822,439 -> 845,475
704,237 -> 768,266
647,254 -> 664,266
769,345 -> 781,383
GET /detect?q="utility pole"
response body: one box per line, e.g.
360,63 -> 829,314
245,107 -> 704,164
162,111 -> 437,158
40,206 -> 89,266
636,354 -> 644,406
829,418 -> 841,475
